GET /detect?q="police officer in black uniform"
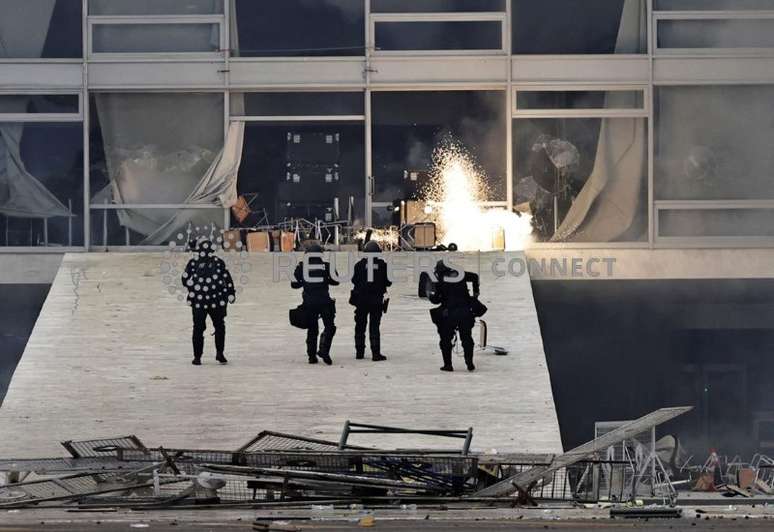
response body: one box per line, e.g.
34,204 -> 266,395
429,260 -> 480,372
350,240 -> 391,361
182,239 -> 236,366
291,243 -> 338,365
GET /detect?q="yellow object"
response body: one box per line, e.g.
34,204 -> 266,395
358,515 -> 375,527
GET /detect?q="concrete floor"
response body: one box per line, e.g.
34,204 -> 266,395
0,251 -> 560,457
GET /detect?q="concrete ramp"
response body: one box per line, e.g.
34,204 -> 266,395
0,252 -> 561,457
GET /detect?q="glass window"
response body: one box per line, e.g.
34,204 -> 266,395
659,210 -> 774,238
655,86 -> 774,200
0,0 -> 82,58
89,93 -> 224,245
0,95 -> 80,115
512,0 -> 646,54
233,92 -> 365,117
655,0 -> 774,9
657,19 -> 774,50
236,122 -> 365,226
516,90 -> 645,111
1,122 -> 84,247
233,0 -> 364,57
372,91 -> 507,203
375,21 -> 503,52
372,0 -> 506,12
514,117 -> 648,242
91,23 -> 221,54
89,0 -> 223,15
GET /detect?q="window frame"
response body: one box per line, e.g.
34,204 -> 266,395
653,10 -> 774,55
370,12 -> 509,55
0,91 -> 83,122
87,14 -> 226,59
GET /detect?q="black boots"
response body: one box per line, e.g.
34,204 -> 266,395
192,357 -> 202,366
318,327 -> 335,366
308,354 -> 319,364
464,351 -> 475,372
440,349 -> 454,372
370,334 -> 386,361
216,353 -> 228,365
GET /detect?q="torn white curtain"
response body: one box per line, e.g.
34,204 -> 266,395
94,92 -> 225,236
0,125 -> 72,219
141,121 -> 245,245
552,0 -> 647,242
0,0 -> 56,58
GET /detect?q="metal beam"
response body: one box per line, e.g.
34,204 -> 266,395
474,406 -> 693,497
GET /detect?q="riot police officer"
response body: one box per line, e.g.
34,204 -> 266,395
429,260 -> 480,372
291,243 -> 338,365
182,239 -> 236,365
350,240 -> 391,361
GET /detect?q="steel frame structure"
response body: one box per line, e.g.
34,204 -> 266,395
2,0 -> 774,251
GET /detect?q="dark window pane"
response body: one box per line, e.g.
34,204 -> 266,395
655,86 -> 774,200
0,95 -> 80,114
234,0 -> 364,57
376,21 -> 502,51
0,0 -> 82,58
658,20 -> 774,49
516,91 -> 644,110
655,0 -> 774,9
235,92 -> 364,116
660,210 -> 774,238
92,24 -> 220,54
512,0 -> 645,54
513,117 -> 647,242
236,123 -> 365,225
372,0 -> 505,12
89,0 -> 223,15
1,122 -> 84,247
372,91 -> 506,202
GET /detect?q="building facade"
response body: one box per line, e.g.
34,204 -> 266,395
3,0 -> 774,454
2,0 -> 773,250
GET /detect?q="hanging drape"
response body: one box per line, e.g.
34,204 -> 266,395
0,0 -> 56,58
552,0 -> 647,242
0,0 -> 71,220
141,121 -> 244,244
0,125 -> 72,219
93,93 -> 227,237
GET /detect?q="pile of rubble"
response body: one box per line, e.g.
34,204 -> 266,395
0,408 -> 694,512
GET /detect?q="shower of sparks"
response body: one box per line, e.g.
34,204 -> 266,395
422,140 -> 533,252
354,228 -> 400,250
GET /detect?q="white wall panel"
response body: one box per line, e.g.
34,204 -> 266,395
229,58 -> 365,88
0,63 -> 83,90
512,56 -> 650,83
88,61 -> 225,89
370,56 -> 508,85
653,56 -> 774,84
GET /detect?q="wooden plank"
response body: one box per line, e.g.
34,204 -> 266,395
474,406 -> 693,497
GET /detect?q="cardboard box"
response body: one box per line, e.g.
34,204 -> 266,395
246,231 -> 271,252
231,196 -> 250,224
222,230 -> 242,252
280,232 -> 296,252
738,468 -> 756,490
414,223 -> 436,249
